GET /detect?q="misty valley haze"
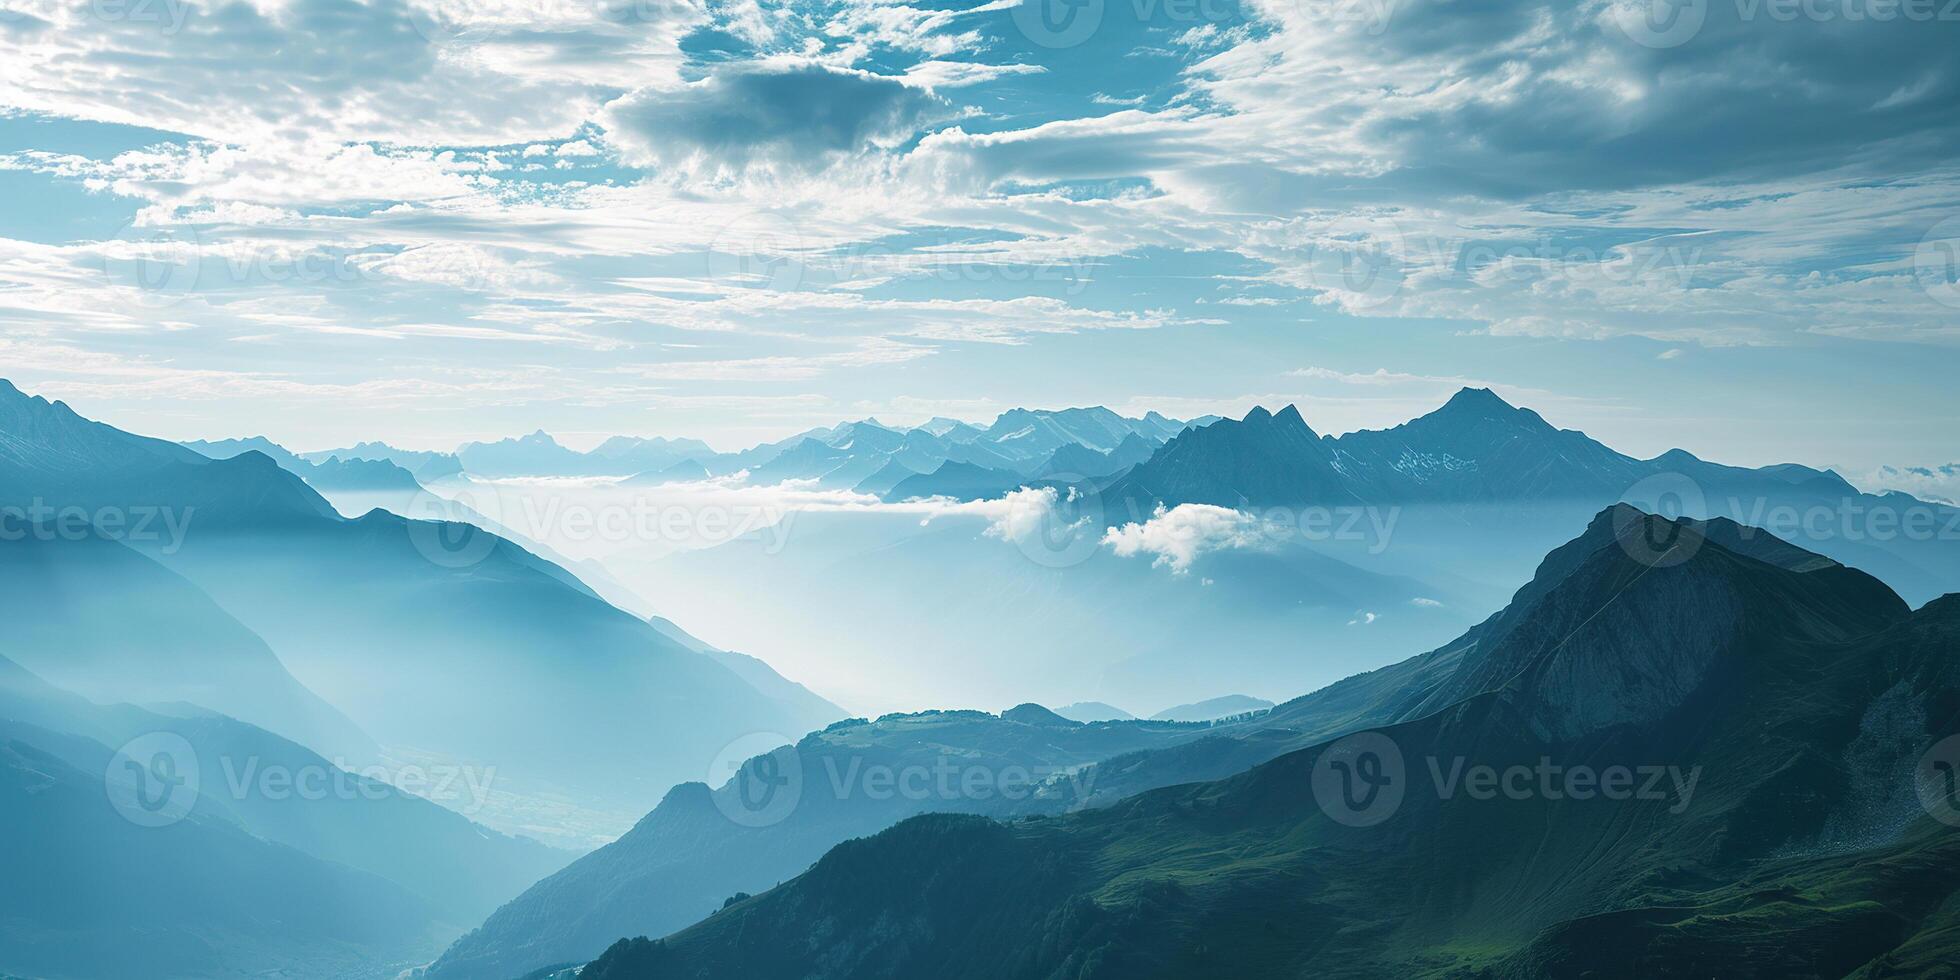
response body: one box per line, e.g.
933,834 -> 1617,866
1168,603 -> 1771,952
4,0 -> 1960,975
4,373 -> 1960,978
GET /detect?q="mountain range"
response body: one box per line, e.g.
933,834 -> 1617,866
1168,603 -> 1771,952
170,390 -> 1956,617
421,708 -> 1218,980
186,436 -> 426,495
680,408 -> 1216,494
613,389 -> 1960,715
301,441 -> 463,482
0,380 -> 844,845
0,638 -> 569,978
11,374 -> 1960,980
571,508 -> 1960,978
436,503 -> 1927,979
215,407 -> 1219,493
1089,388 -> 1960,606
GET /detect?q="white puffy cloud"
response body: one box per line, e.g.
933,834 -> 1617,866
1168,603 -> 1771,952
983,486 -> 1088,546
1102,503 -> 1272,574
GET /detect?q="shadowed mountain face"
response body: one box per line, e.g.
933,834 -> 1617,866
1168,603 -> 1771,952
0,380 -> 842,839
1,381 -> 335,526
1099,404 -> 1364,515
576,510 -> 1960,979
422,709 -> 1218,980
1333,386 -> 1653,502
0,732 -> 440,980
1057,504 -> 1915,808
0,650 -> 568,980
0,523 -> 373,760
882,460 -> 1032,502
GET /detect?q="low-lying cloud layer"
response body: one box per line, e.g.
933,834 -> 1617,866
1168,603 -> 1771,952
1103,503 -> 1271,573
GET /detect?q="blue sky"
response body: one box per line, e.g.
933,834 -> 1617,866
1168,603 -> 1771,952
0,0 -> 1955,485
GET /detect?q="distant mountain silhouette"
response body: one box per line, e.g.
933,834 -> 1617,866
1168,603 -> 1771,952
1051,701 -> 1136,722
883,460 -> 1030,502
424,407 -> 1214,489
301,440 -> 463,481
1332,386 -> 1650,501
600,408 -> 1212,490
589,435 -> 718,475
1094,388 -> 1960,605
0,520 -> 372,759
1147,694 -> 1273,722
188,437 -> 427,495
455,429 -> 591,477
1037,432 -> 1157,480
0,380 -> 844,836
1099,404 -> 1364,518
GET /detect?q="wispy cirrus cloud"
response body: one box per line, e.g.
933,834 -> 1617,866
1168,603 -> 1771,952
0,0 -> 1954,462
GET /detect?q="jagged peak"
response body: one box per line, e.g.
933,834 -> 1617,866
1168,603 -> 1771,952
1443,386 -> 1515,412
1400,385 -> 1559,435
1230,404 -> 1316,437
0,379 -> 72,417
1272,404 -> 1314,432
